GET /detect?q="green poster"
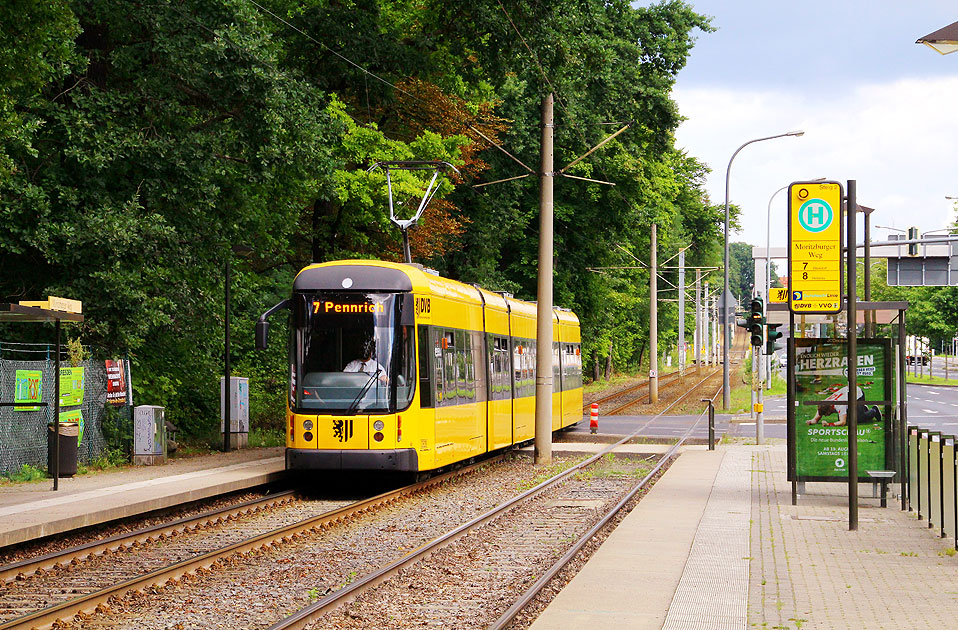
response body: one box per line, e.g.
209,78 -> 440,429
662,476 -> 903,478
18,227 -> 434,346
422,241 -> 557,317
59,409 -> 84,444
59,367 -> 84,407
14,370 -> 42,411
794,340 -> 890,479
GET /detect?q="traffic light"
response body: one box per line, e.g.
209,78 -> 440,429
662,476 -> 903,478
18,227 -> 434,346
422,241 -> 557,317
908,226 -> 918,256
766,322 -> 784,355
747,297 -> 764,347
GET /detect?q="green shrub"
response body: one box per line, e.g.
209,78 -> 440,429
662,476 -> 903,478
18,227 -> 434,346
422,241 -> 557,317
4,464 -> 47,484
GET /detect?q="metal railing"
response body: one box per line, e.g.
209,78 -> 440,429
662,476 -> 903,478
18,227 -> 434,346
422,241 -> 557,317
907,426 -> 958,545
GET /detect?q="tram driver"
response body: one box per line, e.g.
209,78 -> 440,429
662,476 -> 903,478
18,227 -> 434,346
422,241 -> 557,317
343,338 -> 388,384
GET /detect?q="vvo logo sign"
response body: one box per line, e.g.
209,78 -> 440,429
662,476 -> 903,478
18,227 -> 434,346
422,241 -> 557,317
798,199 -> 833,233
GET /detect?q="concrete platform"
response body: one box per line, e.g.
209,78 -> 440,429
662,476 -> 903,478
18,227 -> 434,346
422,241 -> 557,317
531,449 -> 726,629
533,441 -> 958,629
0,447 -> 286,548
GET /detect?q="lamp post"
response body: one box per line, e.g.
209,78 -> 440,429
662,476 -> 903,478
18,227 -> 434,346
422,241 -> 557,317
224,244 -> 253,453
765,177 -> 825,386
723,130 -> 805,409
916,21 -> 958,55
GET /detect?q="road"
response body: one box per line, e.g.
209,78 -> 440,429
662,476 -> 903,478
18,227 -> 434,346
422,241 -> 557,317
567,382 -> 958,442
907,356 -> 957,381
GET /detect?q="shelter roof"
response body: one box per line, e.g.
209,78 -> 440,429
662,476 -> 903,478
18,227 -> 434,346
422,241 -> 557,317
0,303 -> 84,323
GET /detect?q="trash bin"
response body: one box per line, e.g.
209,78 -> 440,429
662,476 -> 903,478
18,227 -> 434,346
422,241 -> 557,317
48,422 -> 79,477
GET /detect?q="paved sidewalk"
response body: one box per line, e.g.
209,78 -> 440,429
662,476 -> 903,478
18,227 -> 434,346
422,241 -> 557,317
750,445 -> 958,629
534,441 -> 958,629
0,447 -> 285,547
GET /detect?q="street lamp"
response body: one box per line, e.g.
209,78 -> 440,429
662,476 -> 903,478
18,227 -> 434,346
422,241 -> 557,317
723,130 -> 805,410
916,21 -> 958,55
224,244 -> 253,453
765,177 -> 825,386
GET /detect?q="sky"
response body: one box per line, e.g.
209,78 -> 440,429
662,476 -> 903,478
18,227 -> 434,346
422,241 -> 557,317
661,1 -> 958,259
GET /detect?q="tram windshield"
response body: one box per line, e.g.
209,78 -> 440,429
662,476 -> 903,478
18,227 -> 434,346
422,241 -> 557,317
295,292 -> 415,413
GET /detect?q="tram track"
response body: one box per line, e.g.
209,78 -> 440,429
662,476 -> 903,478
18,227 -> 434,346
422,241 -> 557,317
0,462 -> 502,630
1,368 -> 728,629
583,369 -> 679,415
266,371 -> 721,630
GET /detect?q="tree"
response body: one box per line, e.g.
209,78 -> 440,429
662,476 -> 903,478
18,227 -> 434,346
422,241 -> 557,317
729,241 -> 754,307
0,0 -> 81,179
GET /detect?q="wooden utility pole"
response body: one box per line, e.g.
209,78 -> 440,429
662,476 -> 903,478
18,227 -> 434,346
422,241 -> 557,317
650,224 -> 658,403
534,93 -> 554,466
678,249 -> 685,376
695,269 -> 702,371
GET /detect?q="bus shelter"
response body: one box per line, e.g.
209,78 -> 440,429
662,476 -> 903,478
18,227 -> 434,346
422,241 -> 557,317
768,301 -> 909,508
0,303 -> 84,490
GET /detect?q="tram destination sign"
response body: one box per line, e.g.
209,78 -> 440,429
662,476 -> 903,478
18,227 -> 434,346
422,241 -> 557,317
788,180 -> 843,314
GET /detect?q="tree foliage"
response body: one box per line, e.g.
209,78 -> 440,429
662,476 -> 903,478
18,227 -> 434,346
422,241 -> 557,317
1,0 -> 723,437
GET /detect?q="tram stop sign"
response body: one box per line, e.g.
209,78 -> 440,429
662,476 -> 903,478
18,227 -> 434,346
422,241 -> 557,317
788,181 -> 844,314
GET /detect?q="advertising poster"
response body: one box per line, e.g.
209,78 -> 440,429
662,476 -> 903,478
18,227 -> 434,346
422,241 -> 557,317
59,409 -> 84,444
794,340 -> 890,480
59,367 -> 85,407
14,370 -> 43,411
105,359 -> 128,405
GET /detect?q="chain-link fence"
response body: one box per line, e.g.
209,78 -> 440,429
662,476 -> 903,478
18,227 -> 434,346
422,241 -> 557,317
0,351 -> 132,475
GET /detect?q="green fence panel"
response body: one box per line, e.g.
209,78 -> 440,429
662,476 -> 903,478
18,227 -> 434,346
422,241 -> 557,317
919,429 -> 930,519
930,433 -> 943,533
943,437 -> 956,540
908,427 -> 919,513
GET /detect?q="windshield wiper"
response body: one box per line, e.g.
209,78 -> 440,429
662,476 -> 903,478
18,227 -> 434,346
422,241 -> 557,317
346,372 -> 379,414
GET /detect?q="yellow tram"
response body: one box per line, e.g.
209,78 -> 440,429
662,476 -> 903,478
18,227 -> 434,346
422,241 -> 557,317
256,260 -> 583,472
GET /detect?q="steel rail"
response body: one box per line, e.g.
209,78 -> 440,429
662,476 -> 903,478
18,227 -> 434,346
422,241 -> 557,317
582,369 -> 679,413
489,380 -> 723,628
0,489 -> 299,585
605,369 -> 685,415
0,460 -> 498,630
268,370 -> 721,630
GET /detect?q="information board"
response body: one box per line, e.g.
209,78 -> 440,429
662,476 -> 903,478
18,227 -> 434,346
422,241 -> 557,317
792,339 -> 891,480
788,181 -> 843,314
59,367 -> 84,407
14,370 -> 42,411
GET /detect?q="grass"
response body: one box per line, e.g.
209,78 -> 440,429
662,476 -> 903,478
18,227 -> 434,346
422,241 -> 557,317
248,427 -> 285,448
722,367 -> 786,414
77,447 -> 129,475
0,464 -> 47,485
584,371 -> 649,394
906,373 -> 958,387
723,377 -> 754,414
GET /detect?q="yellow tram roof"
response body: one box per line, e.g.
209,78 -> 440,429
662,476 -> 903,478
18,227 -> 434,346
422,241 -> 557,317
294,259 -> 578,325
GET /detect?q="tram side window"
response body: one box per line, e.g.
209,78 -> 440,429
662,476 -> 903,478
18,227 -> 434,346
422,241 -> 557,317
471,330 -> 485,402
417,325 -> 433,408
455,329 -> 469,403
490,336 -> 509,401
514,339 -> 536,398
563,343 -> 582,390
553,342 -> 562,393
396,325 -> 416,409
443,330 -> 457,406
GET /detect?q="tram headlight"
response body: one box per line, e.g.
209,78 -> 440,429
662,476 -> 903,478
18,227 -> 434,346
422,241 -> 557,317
303,431 -> 313,442
303,419 -> 314,431
373,432 -> 384,442
373,420 -> 384,431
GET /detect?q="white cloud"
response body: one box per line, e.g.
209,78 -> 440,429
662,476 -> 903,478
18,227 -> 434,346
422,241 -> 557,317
673,76 -> 958,252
